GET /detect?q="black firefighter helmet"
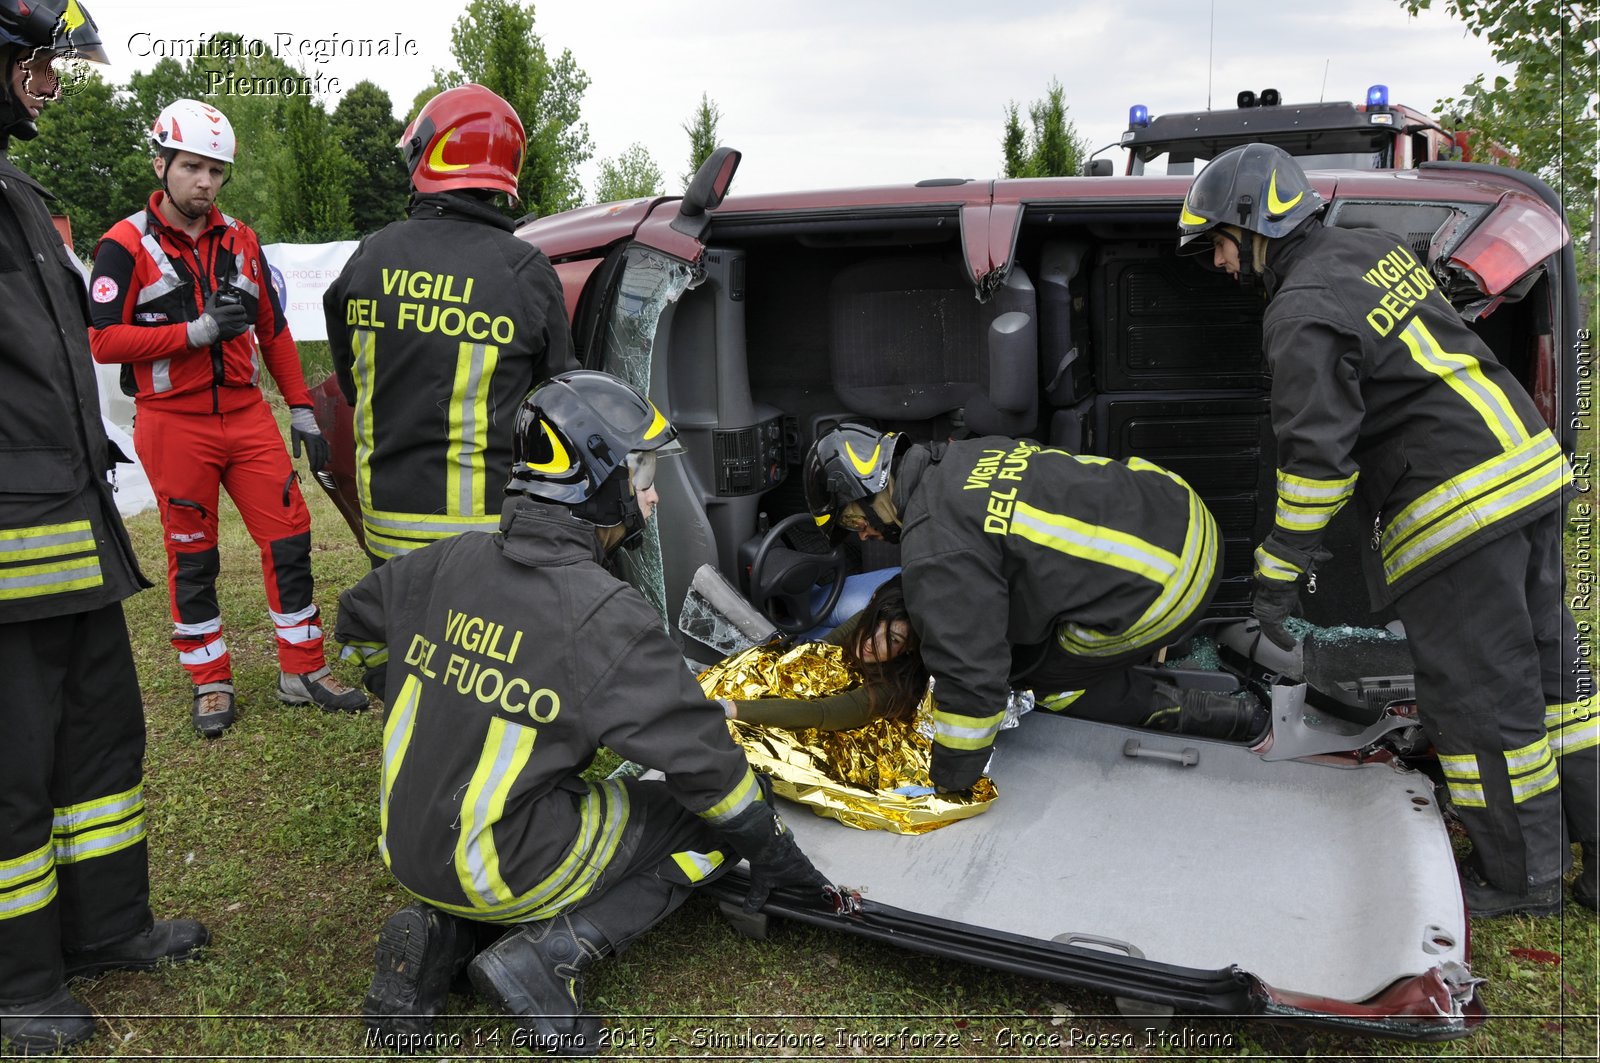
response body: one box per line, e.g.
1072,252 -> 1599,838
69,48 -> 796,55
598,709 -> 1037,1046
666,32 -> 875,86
803,423 -> 904,542
1176,142 -> 1325,260
508,370 -> 676,552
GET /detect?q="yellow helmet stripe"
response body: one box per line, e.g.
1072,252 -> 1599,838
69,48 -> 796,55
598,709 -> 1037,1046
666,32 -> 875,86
63,0 -> 86,32
845,441 -> 880,477
525,421 -> 571,474
643,404 -> 669,441
814,513 -> 832,528
1179,205 -> 1209,227
428,129 -> 471,173
1267,171 -> 1303,214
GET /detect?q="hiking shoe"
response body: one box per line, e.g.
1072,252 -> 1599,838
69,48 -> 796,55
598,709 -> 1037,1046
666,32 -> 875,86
192,682 -> 235,739
362,904 -> 475,1047
64,919 -> 210,979
1460,866 -> 1562,918
279,666 -> 367,713
0,985 -> 95,1055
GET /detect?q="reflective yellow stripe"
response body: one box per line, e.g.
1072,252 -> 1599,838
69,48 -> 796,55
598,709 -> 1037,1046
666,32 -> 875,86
1275,470 -> 1359,505
352,328 -> 379,521
53,814 -> 145,864
339,640 -> 389,668
0,841 -> 57,919
0,521 -> 96,561
1272,471 -> 1357,533
1548,696 -> 1600,756
0,557 -> 104,600
1037,690 -> 1086,713
1253,545 -> 1303,582
932,707 -> 1006,751
420,780 -> 631,923
701,767 -> 759,824
52,781 -> 147,865
455,716 -> 539,906
1398,318 -> 1530,449
1057,487 -> 1219,657
54,783 -> 142,834
1382,435 -> 1568,583
1505,737 -> 1560,804
1438,752 -> 1486,808
446,340 -> 502,520
1012,500 -> 1180,586
378,674 -> 422,866
671,849 -> 726,883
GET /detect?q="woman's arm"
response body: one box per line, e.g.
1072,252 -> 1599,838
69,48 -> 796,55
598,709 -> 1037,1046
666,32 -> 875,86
727,685 -> 877,731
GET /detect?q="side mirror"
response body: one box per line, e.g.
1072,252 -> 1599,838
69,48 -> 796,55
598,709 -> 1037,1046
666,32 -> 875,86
1088,159 -> 1112,177
680,147 -> 741,218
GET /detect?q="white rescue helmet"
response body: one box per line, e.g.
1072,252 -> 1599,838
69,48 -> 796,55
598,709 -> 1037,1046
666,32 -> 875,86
149,98 -> 235,165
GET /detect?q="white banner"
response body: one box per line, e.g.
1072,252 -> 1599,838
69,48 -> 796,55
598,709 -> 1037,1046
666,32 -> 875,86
262,240 -> 359,342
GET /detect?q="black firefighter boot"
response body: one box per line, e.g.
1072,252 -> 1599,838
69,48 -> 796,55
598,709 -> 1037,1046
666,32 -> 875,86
467,912 -> 609,1057
363,903 -> 477,1046
1148,682 -> 1269,744
0,985 -> 96,1055
1575,845 -> 1599,913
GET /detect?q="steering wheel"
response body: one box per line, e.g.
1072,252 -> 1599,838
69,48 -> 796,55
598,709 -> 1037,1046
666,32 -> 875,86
748,513 -> 852,635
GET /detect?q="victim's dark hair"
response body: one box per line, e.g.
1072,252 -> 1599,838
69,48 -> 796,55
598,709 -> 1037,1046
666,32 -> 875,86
841,574 -> 928,724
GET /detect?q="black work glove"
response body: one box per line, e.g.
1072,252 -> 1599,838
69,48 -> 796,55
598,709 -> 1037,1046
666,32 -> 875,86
717,775 -> 829,913
929,742 -> 985,793
289,407 -> 330,472
1251,576 -> 1301,651
202,288 -> 251,341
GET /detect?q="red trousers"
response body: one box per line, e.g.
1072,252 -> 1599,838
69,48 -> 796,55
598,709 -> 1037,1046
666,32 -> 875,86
134,400 -> 326,684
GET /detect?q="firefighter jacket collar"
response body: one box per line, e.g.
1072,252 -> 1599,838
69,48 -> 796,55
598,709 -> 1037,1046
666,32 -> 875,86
1261,217 -> 1321,298
145,190 -> 228,246
890,442 -> 933,517
497,495 -> 606,567
407,191 -> 517,232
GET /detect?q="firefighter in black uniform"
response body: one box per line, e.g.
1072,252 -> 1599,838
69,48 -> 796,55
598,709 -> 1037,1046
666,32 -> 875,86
323,82 -> 578,565
803,425 -> 1267,795
337,371 -> 828,1055
1177,142 -> 1596,917
0,2 -> 207,1053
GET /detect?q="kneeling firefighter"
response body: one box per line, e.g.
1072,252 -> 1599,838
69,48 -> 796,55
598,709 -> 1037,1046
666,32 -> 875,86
336,370 -> 829,1055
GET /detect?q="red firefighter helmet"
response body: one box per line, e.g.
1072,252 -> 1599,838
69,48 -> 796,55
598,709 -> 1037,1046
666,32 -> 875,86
399,83 -> 525,199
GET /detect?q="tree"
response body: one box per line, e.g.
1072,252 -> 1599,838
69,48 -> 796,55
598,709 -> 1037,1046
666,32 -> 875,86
681,92 -> 721,189
14,70 -> 151,256
1001,103 -> 1028,179
264,93 -> 355,243
1000,78 -> 1090,178
443,0 -> 593,218
594,142 -> 664,203
333,81 -> 409,234
1398,1 -> 1596,306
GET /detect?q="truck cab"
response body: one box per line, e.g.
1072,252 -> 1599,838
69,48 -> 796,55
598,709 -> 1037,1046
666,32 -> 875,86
1109,85 -> 1504,176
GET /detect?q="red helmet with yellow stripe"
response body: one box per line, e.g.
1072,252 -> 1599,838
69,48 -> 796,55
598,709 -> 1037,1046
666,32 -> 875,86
400,82 -> 525,199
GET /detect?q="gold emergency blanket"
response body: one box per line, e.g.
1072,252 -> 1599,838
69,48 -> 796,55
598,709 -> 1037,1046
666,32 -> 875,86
698,643 -> 997,834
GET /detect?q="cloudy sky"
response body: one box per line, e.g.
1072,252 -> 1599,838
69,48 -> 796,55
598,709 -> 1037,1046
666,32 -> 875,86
113,0 -> 1506,198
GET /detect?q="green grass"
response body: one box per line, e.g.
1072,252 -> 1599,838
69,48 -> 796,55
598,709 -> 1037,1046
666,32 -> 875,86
48,399 -> 1600,1060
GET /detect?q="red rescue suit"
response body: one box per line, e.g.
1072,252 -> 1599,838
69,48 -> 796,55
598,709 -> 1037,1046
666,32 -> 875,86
88,193 -> 326,684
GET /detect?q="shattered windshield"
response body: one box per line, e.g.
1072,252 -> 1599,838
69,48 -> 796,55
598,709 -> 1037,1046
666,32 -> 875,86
600,246 -> 695,623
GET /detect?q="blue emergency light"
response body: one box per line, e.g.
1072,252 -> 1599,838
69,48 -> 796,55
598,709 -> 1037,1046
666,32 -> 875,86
1129,104 -> 1150,128
1367,84 -> 1389,107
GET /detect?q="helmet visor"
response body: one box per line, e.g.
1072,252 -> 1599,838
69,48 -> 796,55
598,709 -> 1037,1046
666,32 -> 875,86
624,450 -> 656,493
